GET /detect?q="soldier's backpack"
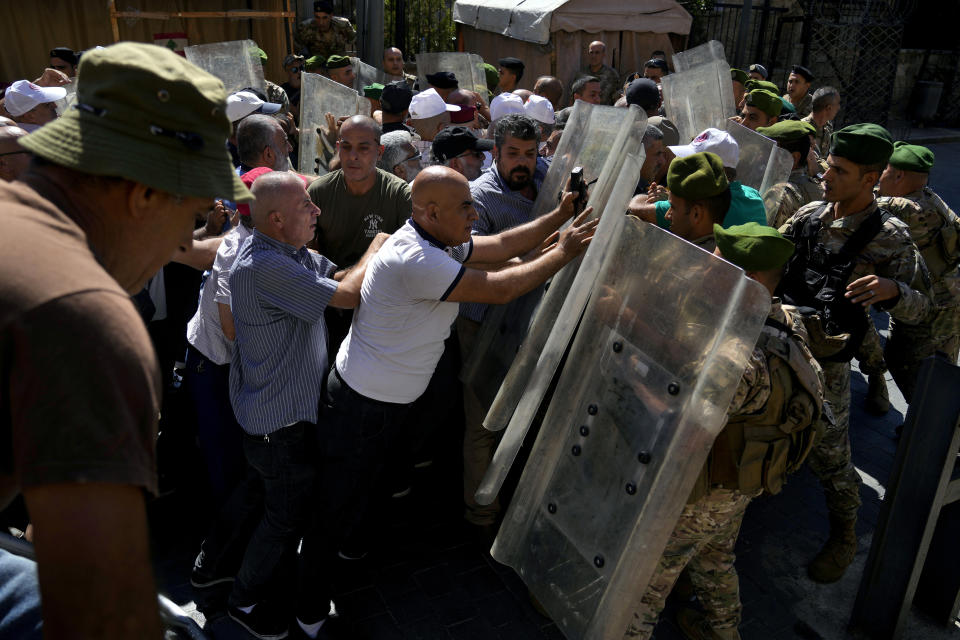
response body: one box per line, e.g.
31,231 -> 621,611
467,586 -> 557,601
777,203 -> 891,362
706,314 -> 826,497
920,187 -> 960,280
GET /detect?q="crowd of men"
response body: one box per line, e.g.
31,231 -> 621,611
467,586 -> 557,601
1,1 -> 958,639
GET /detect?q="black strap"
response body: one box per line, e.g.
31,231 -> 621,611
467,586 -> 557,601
764,316 -> 794,336
837,206 -> 892,262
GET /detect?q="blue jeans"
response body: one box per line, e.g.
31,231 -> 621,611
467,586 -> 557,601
0,548 -> 42,639
296,368 -> 410,623
229,422 -> 317,609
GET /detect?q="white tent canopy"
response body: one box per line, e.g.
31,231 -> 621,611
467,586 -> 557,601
453,0 -> 692,45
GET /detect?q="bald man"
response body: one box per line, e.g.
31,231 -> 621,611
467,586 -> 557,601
534,75 -> 564,111
578,40 -> 621,105
0,126 -> 30,181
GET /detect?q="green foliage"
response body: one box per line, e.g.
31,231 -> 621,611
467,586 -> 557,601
384,0 -> 457,54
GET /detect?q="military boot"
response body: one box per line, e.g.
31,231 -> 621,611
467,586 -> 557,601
676,607 -> 741,640
808,515 -> 858,583
864,373 -> 890,416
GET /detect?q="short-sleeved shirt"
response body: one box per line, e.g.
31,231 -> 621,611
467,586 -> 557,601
655,180 -> 766,228
0,176 -> 160,506
336,219 -> 472,404
186,223 -> 253,365
229,231 -> 339,435
309,167 -> 411,268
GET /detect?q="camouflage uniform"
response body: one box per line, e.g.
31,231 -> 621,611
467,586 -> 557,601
294,16 -> 356,60
801,113 -> 832,162
576,64 -> 621,105
779,200 -> 931,520
879,189 -> 960,400
265,79 -> 291,115
785,92 -> 813,118
766,169 -> 823,228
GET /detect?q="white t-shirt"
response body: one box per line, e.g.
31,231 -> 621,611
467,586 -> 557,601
336,219 -> 472,403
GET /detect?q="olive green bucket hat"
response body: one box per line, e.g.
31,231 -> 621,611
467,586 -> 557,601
20,42 -> 252,202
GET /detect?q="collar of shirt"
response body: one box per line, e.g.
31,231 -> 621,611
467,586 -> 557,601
824,199 -> 879,228
409,217 -> 447,249
252,229 -> 310,261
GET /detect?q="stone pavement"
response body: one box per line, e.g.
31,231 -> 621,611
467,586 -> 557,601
150,140 -> 960,640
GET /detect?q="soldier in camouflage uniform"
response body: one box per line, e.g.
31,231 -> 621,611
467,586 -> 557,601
777,124 -> 931,584
294,0 -> 356,61
574,40 -> 621,105
783,65 -> 814,118
627,221 -> 826,640
802,87 -> 840,174
877,142 -> 960,401
757,120 -> 823,228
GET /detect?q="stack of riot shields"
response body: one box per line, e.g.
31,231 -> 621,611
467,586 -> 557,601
185,40 -> 266,95
415,52 -> 487,97
490,220 -> 770,639
298,73 -> 369,176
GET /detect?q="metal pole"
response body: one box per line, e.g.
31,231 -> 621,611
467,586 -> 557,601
734,0 -> 754,68
365,0 -> 384,66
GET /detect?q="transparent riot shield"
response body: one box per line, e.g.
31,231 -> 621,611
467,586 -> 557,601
298,72 -> 368,176
491,217 -> 771,640
184,40 -> 265,95
722,119 -> 792,193
351,57 -> 384,91
460,103 -> 647,411
672,40 -> 727,73
415,52 -> 488,97
661,59 -> 736,145
760,146 -> 796,198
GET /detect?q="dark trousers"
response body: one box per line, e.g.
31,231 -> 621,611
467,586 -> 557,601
229,422 -> 317,608
296,368 -> 410,623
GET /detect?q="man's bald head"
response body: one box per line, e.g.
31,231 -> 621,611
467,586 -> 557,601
412,166 -> 468,213
0,126 -> 30,181
410,165 -> 477,246
534,76 -> 563,110
250,171 -> 301,228
340,114 -> 382,141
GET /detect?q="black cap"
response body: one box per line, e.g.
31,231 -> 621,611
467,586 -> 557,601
380,81 -> 414,114
748,63 -> 768,78
791,65 -> 815,82
426,71 -> 458,89
625,78 -> 660,110
49,47 -> 79,65
498,57 -> 524,72
432,126 -> 495,163
313,1 -> 334,13
644,58 -> 668,72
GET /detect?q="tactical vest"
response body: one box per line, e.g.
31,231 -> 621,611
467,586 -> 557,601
689,316 -> 825,502
918,188 -> 960,280
777,203 -> 891,362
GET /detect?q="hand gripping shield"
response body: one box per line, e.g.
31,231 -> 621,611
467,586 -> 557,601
661,59 -> 736,145
491,218 -> 771,639
415,52 -> 488,97
298,72 -> 369,176
184,40 -> 266,95
671,40 -> 728,73
460,103 -> 647,411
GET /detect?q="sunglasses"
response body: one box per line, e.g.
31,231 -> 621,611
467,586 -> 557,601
287,66 -> 304,73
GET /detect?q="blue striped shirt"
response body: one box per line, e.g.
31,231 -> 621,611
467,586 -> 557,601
229,230 -> 339,435
460,157 -> 550,322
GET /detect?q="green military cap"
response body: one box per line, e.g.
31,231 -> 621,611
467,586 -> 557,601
745,79 -> 779,94
363,82 -> 384,100
757,119 -> 816,141
20,42 -> 251,202
667,151 -> 729,201
829,123 -> 893,166
253,47 -> 268,64
326,54 -> 351,69
888,141 -> 934,173
483,62 -> 499,91
305,55 -> 325,71
714,222 -> 795,271
745,89 -> 783,117
731,68 -> 749,84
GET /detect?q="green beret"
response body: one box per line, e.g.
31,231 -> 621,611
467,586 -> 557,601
305,55 -> 324,71
254,47 -> 268,64
780,97 -> 796,113
829,123 -> 893,166
714,222 -> 795,272
667,151 -> 729,201
326,54 -> 351,69
363,82 -> 384,99
745,89 -> 783,117
757,120 -> 816,142
483,62 -> 499,91
888,141 -> 934,173
745,79 -> 779,94
731,68 -> 749,85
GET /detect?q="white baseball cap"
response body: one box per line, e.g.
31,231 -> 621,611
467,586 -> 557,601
490,92 -> 525,121
523,94 -> 555,125
408,88 -> 460,120
668,128 -> 740,168
3,80 -> 66,117
225,91 -> 282,123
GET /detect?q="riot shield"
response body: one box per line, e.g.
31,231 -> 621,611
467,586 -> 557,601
672,40 -> 727,73
351,57 -> 384,91
661,59 -> 736,145
184,40 -> 265,95
491,217 -> 771,640
460,103 -> 647,412
298,72 -> 368,176
722,119 -> 792,193
760,146 -> 796,198
415,52 -> 488,97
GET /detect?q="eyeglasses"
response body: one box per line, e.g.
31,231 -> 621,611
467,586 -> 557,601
395,152 -> 421,169
287,66 -> 304,73
457,150 -> 484,160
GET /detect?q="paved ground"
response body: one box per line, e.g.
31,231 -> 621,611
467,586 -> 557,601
150,139 -> 960,640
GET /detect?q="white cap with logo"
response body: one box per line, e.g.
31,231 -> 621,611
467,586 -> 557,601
407,88 -> 460,120
668,128 -> 740,169
4,80 -> 67,117
225,91 -> 282,123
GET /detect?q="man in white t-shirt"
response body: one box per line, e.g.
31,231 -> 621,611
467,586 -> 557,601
293,165 -> 596,636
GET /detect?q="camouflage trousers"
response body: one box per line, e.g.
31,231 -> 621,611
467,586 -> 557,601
886,305 -> 960,403
808,360 -> 862,521
624,488 -> 757,639
855,321 -> 887,377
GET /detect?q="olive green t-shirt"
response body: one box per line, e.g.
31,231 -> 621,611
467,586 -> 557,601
309,168 -> 412,267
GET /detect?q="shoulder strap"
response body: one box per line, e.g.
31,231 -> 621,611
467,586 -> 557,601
838,207 -> 891,260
